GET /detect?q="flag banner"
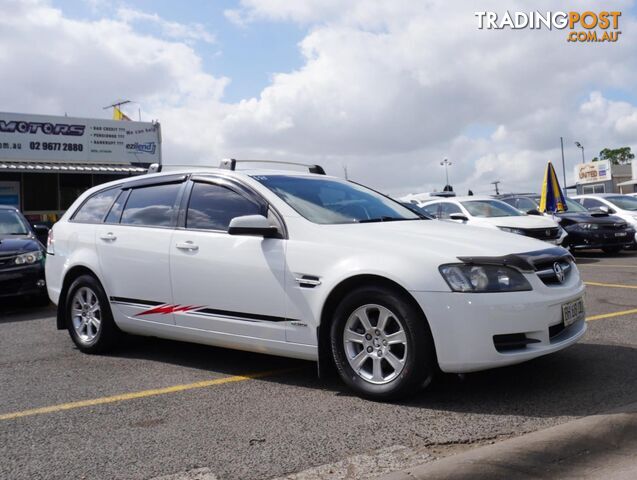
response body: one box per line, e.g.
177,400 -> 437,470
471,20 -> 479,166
539,161 -> 567,213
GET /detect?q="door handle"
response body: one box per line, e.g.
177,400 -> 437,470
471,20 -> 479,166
176,241 -> 199,251
99,232 -> 117,241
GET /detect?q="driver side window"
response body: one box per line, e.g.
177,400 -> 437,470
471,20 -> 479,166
186,182 -> 262,231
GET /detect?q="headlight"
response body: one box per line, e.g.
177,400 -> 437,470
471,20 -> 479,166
576,223 -> 600,230
439,264 -> 532,293
14,250 -> 43,265
498,226 -> 526,235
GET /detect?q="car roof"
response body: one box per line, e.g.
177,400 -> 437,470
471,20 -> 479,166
0,205 -> 19,210
423,195 -> 501,202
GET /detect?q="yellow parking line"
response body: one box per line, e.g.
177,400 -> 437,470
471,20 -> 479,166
585,281 -> 637,290
587,308 -> 637,322
0,368 -> 295,421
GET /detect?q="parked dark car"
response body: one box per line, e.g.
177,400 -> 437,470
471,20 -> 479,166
0,205 -> 49,304
498,194 -> 635,254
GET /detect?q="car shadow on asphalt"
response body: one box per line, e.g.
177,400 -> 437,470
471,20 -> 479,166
108,335 -> 636,418
573,250 -> 637,263
0,297 -> 54,323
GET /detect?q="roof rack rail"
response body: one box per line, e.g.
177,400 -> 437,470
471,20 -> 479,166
219,158 -> 326,175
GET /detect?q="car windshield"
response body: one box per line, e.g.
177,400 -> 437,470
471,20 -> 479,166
253,175 -> 421,224
461,200 -> 524,218
606,195 -> 637,211
564,198 -> 588,213
0,209 -> 30,235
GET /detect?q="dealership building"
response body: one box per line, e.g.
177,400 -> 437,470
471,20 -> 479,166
0,112 -> 161,222
573,160 -> 635,195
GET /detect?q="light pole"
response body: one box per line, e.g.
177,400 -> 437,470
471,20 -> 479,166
575,141 -> 585,163
440,158 -> 452,186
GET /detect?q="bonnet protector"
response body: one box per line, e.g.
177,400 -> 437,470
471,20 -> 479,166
457,246 -> 572,272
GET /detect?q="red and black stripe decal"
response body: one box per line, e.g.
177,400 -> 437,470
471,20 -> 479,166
109,297 -> 290,323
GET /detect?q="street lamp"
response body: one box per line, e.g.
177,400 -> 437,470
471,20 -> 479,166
440,158 -> 452,186
575,141 -> 585,163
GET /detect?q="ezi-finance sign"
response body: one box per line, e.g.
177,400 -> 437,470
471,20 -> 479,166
0,112 -> 161,164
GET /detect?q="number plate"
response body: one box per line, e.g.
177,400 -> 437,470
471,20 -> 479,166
562,297 -> 585,327
615,232 -> 627,237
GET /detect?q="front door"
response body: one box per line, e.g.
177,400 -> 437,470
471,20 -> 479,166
170,179 -> 288,341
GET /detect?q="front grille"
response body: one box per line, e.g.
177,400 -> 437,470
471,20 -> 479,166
534,258 -> 572,285
0,254 -> 16,269
493,333 -> 540,353
603,223 -> 627,231
525,228 -> 560,240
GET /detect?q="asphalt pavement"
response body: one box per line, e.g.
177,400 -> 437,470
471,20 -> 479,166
1,251 -> 636,480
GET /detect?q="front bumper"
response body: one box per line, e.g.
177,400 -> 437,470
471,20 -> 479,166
412,272 -> 586,373
565,228 -> 636,249
0,263 -> 46,299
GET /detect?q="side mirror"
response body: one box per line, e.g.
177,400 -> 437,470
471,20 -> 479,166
228,215 -> 280,238
449,213 -> 469,222
32,224 -> 50,246
526,209 -> 542,216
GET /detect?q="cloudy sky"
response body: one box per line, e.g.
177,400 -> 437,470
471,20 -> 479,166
1,0 -> 636,196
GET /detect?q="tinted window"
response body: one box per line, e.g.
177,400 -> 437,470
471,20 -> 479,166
582,198 -> 605,209
105,190 -> 128,224
254,175 -> 419,224
514,197 -> 538,211
606,195 -> 637,211
439,202 -> 462,219
73,189 -> 119,224
121,184 -> 181,227
186,182 -> 261,231
420,203 -> 440,218
461,200 -> 523,218
564,198 -> 588,213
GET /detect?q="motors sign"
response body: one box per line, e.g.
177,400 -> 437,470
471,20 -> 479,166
0,112 -> 161,164
575,160 -> 611,185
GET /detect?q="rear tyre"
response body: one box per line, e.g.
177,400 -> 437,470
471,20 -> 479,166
602,246 -> 622,254
330,286 -> 436,401
65,275 -> 118,354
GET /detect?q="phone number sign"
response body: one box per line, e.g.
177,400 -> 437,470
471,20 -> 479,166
0,111 -> 161,164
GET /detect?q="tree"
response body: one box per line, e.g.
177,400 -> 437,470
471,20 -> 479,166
591,147 -> 635,165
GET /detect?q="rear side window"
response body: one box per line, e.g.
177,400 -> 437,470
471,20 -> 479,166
121,183 -> 182,227
73,189 -> 119,224
186,182 -> 261,231
105,190 -> 128,224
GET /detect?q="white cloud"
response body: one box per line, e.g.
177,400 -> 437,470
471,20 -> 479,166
1,0 -> 636,197
117,7 -> 216,44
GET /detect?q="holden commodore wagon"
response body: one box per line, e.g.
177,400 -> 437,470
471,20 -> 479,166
46,160 -> 586,399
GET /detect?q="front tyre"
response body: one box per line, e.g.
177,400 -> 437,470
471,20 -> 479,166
66,275 -> 118,354
330,286 -> 436,400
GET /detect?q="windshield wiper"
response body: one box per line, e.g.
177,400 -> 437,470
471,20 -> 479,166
359,216 -> 407,223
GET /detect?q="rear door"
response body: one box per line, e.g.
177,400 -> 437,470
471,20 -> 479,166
169,177 -> 288,342
96,177 -> 186,325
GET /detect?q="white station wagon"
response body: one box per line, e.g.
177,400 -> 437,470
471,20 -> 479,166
46,160 -> 586,399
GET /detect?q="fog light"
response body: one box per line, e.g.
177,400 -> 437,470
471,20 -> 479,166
36,279 -> 46,287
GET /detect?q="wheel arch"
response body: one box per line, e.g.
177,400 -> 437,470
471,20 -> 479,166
56,265 -> 102,330
317,274 -> 435,377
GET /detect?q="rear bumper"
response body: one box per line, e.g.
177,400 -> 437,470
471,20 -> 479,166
0,263 -> 46,298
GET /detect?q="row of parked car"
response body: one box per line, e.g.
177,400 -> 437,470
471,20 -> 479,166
401,193 -> 637,254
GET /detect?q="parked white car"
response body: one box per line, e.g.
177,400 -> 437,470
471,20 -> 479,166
46,161 -> 586,400
573,194 -> 637,236
413,196 -> 567,245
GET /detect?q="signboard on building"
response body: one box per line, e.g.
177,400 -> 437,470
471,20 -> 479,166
0,112 -> 160,165
574,160 -> 611,185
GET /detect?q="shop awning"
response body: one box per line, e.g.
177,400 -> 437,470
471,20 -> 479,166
0,161 -> 147,174
617,179 -> 637,187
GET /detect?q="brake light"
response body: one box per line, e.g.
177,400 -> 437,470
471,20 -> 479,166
47,228 -> 55,255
